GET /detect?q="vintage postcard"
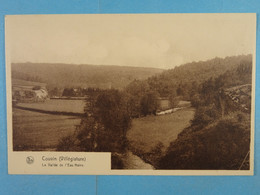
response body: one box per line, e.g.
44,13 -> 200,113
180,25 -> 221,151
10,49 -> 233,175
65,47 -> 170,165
5,13 -> 256,175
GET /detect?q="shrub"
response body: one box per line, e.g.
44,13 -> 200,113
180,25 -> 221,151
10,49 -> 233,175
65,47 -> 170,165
158,112 -> 250,170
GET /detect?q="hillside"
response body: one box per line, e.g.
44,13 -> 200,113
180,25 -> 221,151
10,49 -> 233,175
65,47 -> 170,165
158,112 -> 251,170
157,58 -> 252,170
123,54 -> 252,118
12,63 -> 164,89
12,79 -> 46,88
12,55 -> 251,93
145,54 -> 252,97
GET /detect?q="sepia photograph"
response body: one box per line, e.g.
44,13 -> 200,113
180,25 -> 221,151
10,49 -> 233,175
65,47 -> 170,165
5,13 -> 256,174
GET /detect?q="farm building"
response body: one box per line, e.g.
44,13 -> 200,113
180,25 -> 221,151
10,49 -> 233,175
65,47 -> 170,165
12,79 -> 48,103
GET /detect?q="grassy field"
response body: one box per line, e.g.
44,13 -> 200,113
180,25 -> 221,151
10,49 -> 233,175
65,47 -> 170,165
17,99 -> 86,113
13,108 -> 81,151
127,107 -> 195,154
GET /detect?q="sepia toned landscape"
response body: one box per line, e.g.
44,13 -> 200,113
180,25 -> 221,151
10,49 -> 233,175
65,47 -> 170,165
11,54 -> 253,170
6,14 -> 255,171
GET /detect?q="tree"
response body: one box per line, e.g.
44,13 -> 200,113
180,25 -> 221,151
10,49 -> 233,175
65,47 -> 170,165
125,80 -> 150,97
140,91 -> 159,116
168,91 -> 179,108
126,94 -> 142,118
32,86 -> 41,90
57,89 -> 132,154
91,89 -> 131,152
62,88 -> 75,97
49,87 -> 61,97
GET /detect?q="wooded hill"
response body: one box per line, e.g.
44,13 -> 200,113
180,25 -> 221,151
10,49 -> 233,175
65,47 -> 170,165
123,54 -> 252,117
144,54 -> 252,98
157,55 -> 253,170
11,63 -> 164,90
12,55 -> 251,95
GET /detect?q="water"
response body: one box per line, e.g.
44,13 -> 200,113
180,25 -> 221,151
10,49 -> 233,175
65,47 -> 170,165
122,151 -> 154,169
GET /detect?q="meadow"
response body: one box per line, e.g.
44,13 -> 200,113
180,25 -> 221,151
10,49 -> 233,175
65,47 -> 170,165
127,107 -> 195,154
13,108 -> 81,151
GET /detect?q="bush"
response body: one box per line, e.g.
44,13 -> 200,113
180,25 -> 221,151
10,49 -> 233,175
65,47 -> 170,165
56,135 -> 80,151
111,153 -> 124,169
191,104 -> 221,128
158,112 -> 250,170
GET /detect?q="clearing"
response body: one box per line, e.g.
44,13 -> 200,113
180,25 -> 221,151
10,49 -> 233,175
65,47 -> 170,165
127,107 -> 195,153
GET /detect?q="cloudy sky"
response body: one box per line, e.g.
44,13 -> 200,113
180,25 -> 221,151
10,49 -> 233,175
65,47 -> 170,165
6,13 -> 256,69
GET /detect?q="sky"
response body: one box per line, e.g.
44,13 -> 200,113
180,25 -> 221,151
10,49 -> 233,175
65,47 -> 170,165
5,13 -> 256,69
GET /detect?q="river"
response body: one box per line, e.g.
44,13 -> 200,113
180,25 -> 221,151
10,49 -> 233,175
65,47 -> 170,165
121,151 -> 154,169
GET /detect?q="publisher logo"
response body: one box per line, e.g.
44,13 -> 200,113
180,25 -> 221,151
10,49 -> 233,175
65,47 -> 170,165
26,156 -> 34,164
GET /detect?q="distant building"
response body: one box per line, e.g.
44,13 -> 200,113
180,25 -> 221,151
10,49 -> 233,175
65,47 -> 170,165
12,79 -> 48,103
34,89 -> 48,100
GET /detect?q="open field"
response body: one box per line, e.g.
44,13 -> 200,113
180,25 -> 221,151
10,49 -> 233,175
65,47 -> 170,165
13,108 -> 81,151
17,99 -> 86,114
127,107 -> 195,153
